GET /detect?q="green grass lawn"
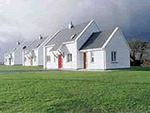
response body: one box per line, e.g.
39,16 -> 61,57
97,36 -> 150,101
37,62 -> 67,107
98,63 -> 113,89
0,66 -> 150,112
0,65 -> 43,71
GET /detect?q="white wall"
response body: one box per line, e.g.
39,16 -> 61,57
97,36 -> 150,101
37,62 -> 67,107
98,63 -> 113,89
43,46 -> 46,69
105,29 -> 130,69
77,52 -> 83,69
4,52 -> 15,66
46,42 -> 77,69
24,49 -> 39,66
38,47 -> 43,66
24,51 -> 32,66
22,51 -> 25,66
32,49 -> 38,66
38,36 -> 53,67
76,21 -> 100,69
24,43 -> 47,67
4,43 -> 29,66
4,54 -> 9,65
46,46 -> 58,69
11,52 -> 15,65
24,53 -> 31,66
85,50 -> 105,70
60,42 -> 77,69
23,48 -> 43,67
14,48 -> 22,65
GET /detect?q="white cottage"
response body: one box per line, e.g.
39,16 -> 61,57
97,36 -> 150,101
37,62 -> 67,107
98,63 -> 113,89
43,20 -> 130,70
22,35 -> 51,66
4,42 -> 27,66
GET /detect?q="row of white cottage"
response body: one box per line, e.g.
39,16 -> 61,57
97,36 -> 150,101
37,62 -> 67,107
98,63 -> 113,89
4,20 -> 130,70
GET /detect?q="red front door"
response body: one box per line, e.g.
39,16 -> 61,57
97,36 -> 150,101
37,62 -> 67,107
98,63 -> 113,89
58,55 -> 63,69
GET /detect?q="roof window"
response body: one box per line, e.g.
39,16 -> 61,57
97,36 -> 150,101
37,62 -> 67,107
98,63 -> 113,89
37,43 -> 41,48
70,34 -> 76,39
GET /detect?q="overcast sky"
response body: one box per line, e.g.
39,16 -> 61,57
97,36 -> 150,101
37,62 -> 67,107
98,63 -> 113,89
0,0 -> 150,51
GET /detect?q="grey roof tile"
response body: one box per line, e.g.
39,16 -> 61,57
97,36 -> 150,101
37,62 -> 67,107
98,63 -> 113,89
25,37 -> 47,51
7,41 -> 30,54
80,27 -> 117,50
46,21 -> 90,51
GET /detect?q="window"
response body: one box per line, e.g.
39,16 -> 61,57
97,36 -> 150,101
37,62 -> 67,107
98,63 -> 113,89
24,57 -> 27,62
111,51 -> 117,62
62,52 -> 65,58
37,44 -> 41,48
90,52 -> 94,63
70,34 -> 76,39
47,55 -> 51,62
67,54 -> 72,62
34,56 -> 36,62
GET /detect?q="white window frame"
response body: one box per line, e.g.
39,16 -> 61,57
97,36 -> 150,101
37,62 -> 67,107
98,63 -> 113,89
24,57 -> 27,62
47,55 -> 51,62
67,54 -> 72,62
111,51 -> 117,62
34,56 -> 36,62
70,34 -> 76,39
90,52 -> 94,63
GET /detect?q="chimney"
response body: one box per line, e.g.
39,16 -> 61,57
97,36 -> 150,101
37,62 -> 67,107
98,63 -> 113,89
68,21 -> 74,29
39,35 -> 43,40
17,41 -> 21,45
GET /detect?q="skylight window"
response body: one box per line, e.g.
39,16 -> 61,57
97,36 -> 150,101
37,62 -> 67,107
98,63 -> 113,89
37,44 -> 41,48
70,34 -> 76,39
13,48 -> 16,51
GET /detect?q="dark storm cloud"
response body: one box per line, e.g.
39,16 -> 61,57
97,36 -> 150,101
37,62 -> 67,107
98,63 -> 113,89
0,0 -> 150,51
123,0 -> 150,41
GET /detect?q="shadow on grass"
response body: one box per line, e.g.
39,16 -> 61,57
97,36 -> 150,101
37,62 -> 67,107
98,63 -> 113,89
129,66 -> 150,71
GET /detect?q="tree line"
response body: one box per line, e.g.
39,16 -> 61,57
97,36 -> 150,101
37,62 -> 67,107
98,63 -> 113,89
128,39 -> 150,66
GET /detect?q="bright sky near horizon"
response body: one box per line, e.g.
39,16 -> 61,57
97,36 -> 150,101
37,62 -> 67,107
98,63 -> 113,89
0,0 -> 150,51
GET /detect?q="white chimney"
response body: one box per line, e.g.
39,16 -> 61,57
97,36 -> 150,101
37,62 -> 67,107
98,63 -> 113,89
39,35 -> 43,40
17,41 -> 21,45
68,21 -> 74,29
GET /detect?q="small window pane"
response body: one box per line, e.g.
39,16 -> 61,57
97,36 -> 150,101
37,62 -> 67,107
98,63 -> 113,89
47,56 -> 51,62
54,55 -> 56,62
111,51 -> 117,62
24,57 -> 27,62
91,52 -> 94,62
111,52 -> 113,61
114,52 -> 116,61
67,54 -> 72,62
34,56 -> 36,62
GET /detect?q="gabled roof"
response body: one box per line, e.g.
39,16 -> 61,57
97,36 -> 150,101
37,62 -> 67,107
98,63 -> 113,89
25,37 -> 48,51
12,42 -> 28,52
80,27 -> 118,50
6,41 -> 29,55
45,21 -> 90,51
